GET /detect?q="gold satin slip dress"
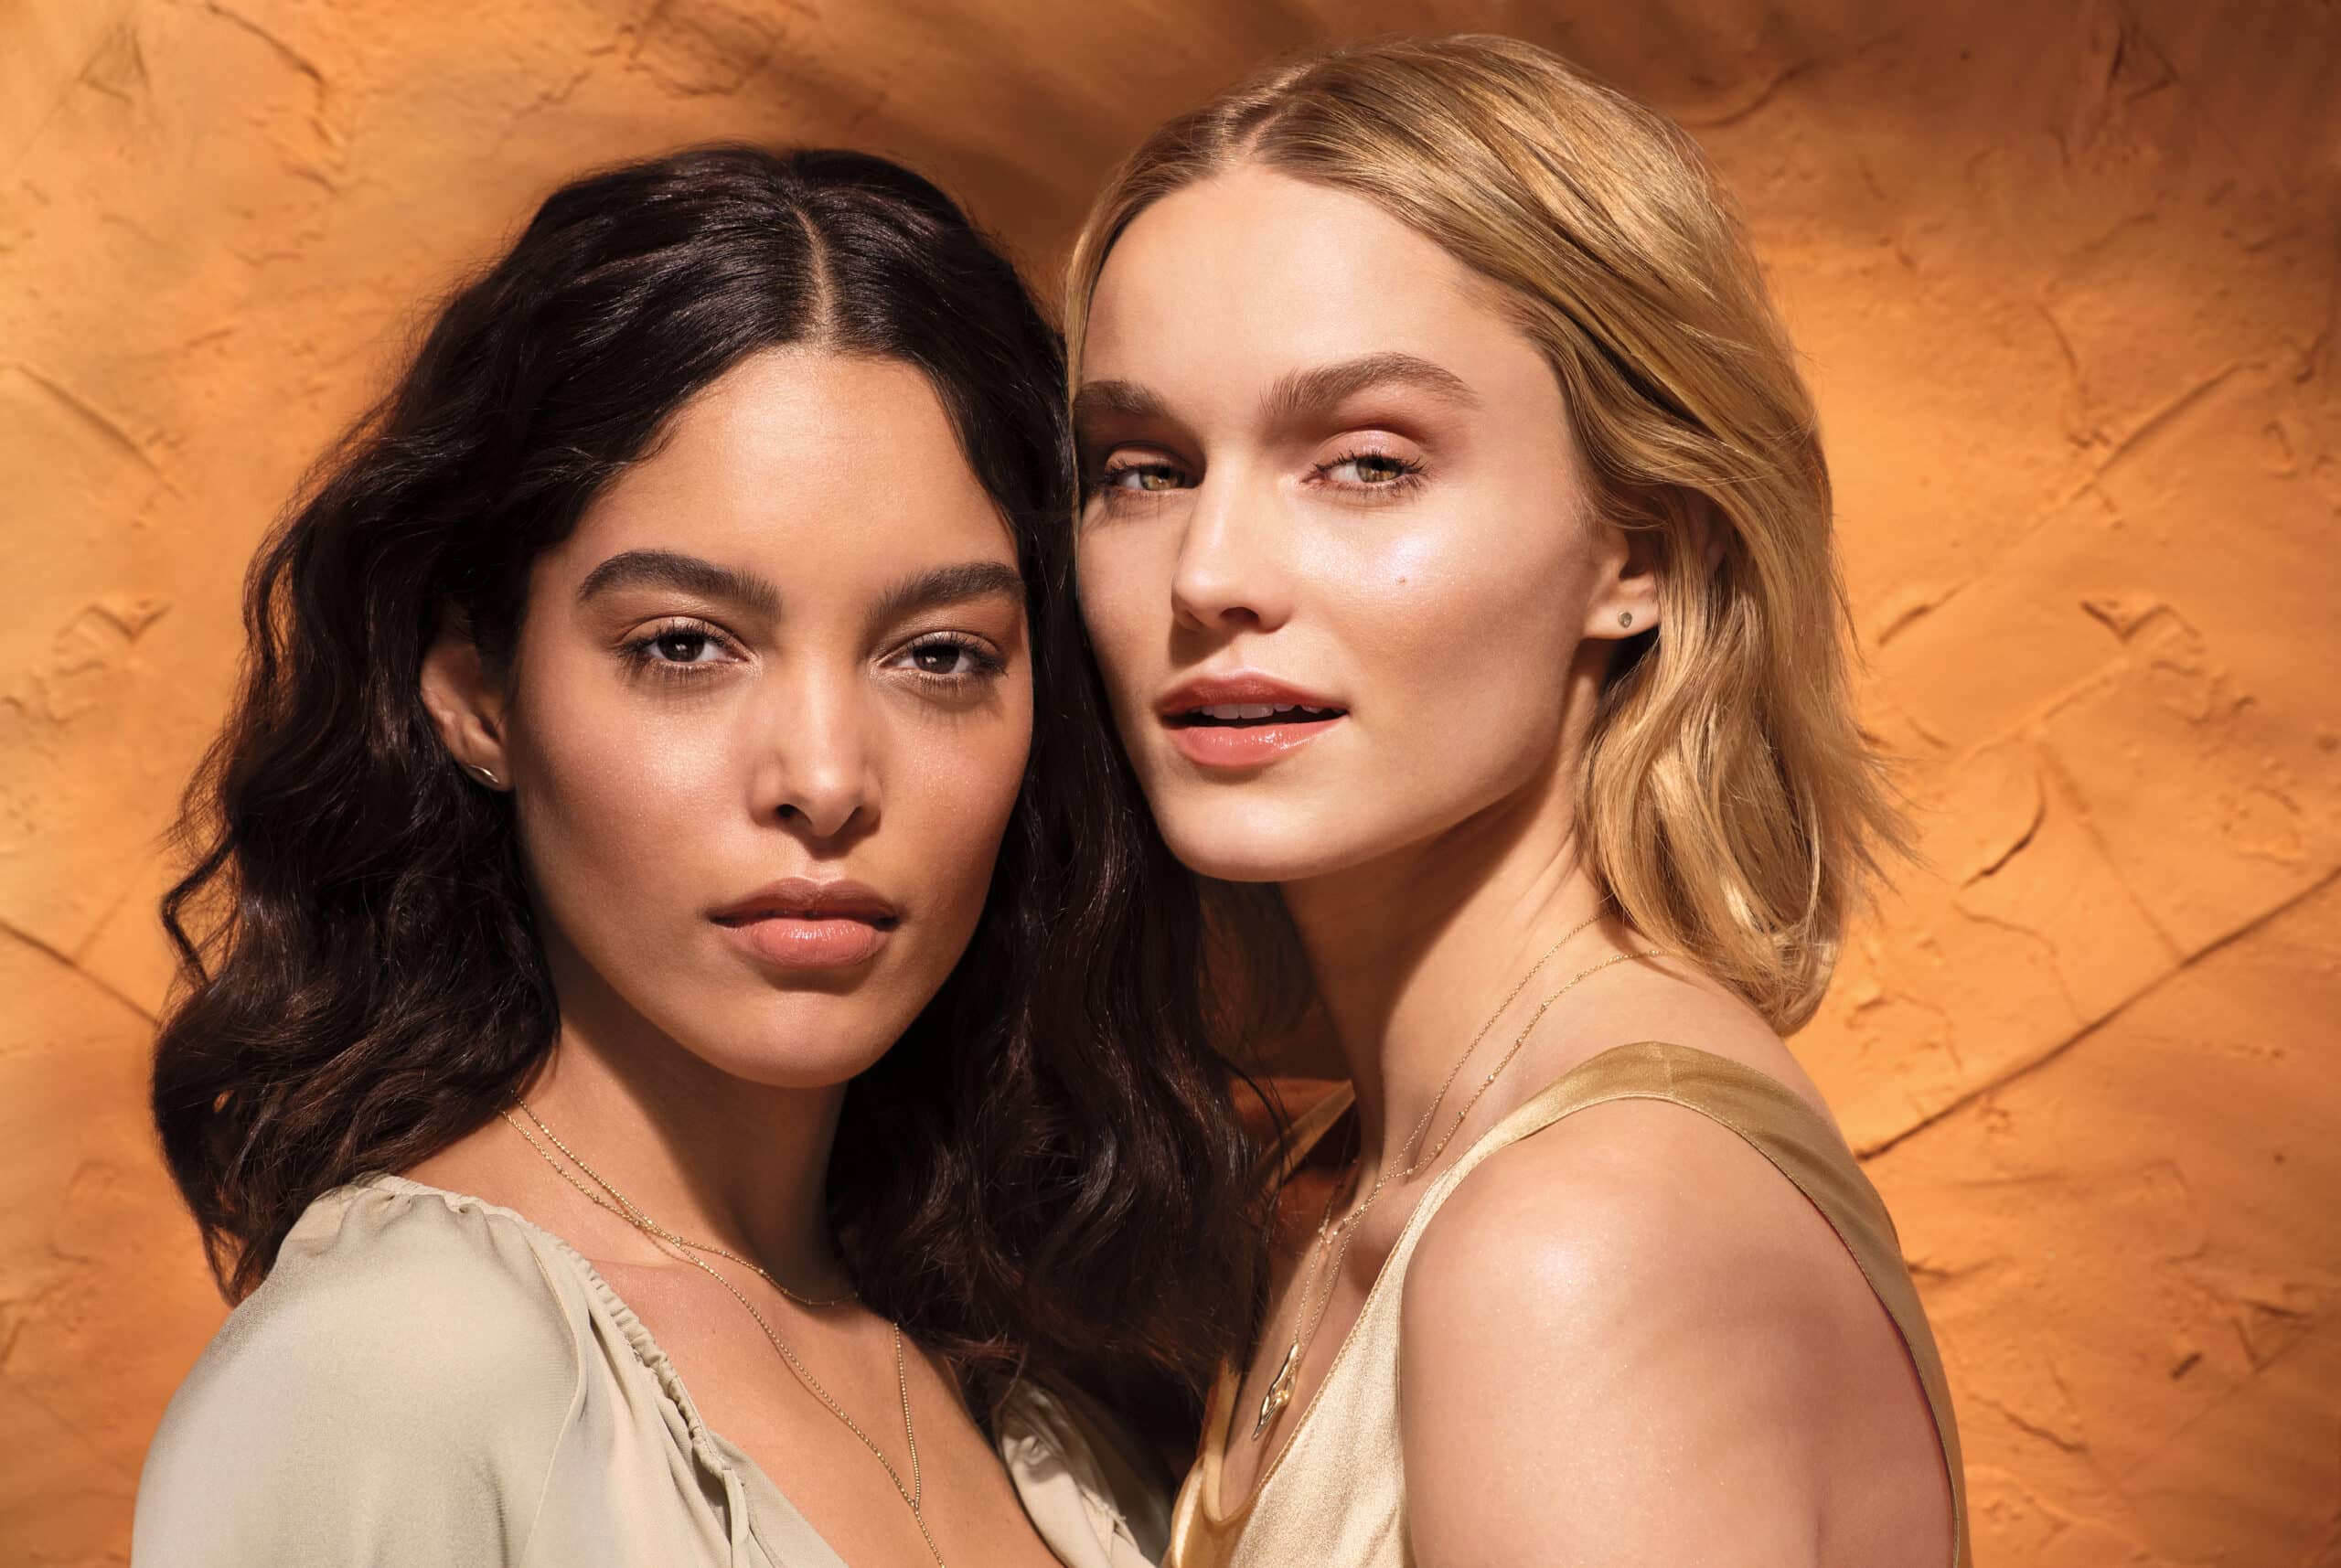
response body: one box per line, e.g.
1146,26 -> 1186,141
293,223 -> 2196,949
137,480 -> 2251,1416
1165,1040 -> 1971,1568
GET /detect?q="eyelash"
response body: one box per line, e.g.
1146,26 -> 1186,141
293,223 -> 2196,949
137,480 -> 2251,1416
1314,448 -> 1426,497
1090,458 -> 1183,498
617,620 -> 1007,689
890,632 -> 1008,689
621,618 -> 741,677
1088,449 -> 1428,500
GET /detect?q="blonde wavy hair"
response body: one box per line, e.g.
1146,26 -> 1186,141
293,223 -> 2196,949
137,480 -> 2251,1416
1065,34 -> 1904,1032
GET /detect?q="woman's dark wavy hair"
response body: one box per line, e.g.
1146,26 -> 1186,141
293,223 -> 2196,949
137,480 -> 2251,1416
154,144 -> 1267,1416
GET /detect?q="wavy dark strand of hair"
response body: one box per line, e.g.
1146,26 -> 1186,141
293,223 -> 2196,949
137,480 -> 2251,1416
155,144 -> 1267,1417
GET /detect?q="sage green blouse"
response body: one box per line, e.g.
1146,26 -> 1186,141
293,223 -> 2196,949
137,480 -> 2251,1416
132,1174 -> 1170,1567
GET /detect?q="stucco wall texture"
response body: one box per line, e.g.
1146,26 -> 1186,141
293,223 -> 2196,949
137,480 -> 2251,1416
2,1 -> 2336,1563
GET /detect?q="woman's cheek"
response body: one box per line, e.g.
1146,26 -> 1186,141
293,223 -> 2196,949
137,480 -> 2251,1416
1311,526 -> 1472,659
1074,544 -> 1154,688
911,702 -> 1032,899
544,699 -> 724,842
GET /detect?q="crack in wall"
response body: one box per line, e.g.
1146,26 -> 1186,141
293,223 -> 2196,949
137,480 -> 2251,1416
0,919 -> 160,1027
1863,863 -> 2341,1159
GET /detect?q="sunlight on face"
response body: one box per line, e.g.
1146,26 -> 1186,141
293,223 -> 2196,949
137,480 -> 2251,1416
508,349 -> 1032,1086
1075,166 -> 1623,883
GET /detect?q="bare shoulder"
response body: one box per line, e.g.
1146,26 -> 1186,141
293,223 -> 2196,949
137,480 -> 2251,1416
1404,960 -> 1844,1333
1395,1003 -> 1952,1565
1401,1085 -> 1866,1381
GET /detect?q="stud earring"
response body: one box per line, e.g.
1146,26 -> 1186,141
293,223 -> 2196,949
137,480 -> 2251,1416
1619,611 -> 1634,629
467,763 -> 501,788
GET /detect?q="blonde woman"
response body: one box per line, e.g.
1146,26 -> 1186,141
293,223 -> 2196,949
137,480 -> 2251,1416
1065,36 -> 1967,1568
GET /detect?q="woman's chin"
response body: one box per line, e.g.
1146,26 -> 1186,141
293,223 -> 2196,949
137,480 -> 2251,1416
1157,820 -> 1377,887
685,1039 -> 896,1092
664,1000 -> 913,1092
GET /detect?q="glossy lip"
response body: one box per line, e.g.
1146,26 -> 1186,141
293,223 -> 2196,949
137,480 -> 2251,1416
1156,670 -> 1349,771
708,878 -> 899,971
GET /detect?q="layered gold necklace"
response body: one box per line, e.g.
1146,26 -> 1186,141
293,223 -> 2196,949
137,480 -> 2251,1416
1252,912 -> 1665,1440
501,1102 -> 946,1567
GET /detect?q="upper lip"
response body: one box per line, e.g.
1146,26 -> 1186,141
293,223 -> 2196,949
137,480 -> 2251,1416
1156,671 -> 1346,719
709,879 -> 900,926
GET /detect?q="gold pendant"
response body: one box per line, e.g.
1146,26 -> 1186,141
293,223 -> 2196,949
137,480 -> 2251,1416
1254,1340 -> 1299,1438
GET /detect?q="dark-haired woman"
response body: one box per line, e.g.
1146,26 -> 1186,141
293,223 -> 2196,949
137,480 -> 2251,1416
132,145 -> 1256,1568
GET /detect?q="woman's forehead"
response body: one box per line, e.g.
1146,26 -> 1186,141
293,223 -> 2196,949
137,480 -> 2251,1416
545,353 -> 1016,600
1083,166 -> 1549,420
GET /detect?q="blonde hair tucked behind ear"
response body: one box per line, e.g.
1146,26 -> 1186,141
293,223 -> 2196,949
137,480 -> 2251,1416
1066,34 -> 1905,1033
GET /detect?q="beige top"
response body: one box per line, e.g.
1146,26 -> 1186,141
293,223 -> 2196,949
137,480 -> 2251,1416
1166,1041 -> 1971,1568
133,1174 -> 1170,1568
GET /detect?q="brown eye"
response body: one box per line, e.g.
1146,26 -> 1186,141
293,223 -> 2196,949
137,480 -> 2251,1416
652,630 -> 713,663
887,635 -> 1005,683
622,621 -> 739,675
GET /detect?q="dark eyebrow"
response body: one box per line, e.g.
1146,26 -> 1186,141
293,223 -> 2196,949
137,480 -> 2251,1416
1071,379 -> 1172,432
871,560 -> 1024,623
1262,351 -> 1479,424
576,549 -> 782,619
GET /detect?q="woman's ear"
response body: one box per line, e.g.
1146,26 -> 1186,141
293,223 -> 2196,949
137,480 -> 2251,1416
419,613 -> 512,791
1586,517 -> 1665,641
1585,493 -> 1726,642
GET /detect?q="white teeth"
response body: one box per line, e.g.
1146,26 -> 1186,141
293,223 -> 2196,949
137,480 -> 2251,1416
1188,701 -> 1342,722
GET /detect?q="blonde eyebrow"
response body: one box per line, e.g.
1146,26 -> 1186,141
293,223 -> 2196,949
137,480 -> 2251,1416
1072,379 -> 1172,432
1074,354 -> 1475,446
1260,352 -> 1479,424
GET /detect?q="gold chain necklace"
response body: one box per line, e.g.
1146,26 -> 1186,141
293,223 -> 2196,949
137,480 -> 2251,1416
1245,912 -> 1599,1441
1252,922 -> 1663,1441
505,1101 -> 856,1307
501,1104 -> 945,1568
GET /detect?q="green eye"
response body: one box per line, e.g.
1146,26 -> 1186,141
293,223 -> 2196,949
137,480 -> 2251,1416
1318,450 -> 1423,490
1100,461 -> 1184,494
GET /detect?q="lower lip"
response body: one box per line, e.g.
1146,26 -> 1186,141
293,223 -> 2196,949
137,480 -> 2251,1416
1166,715 -> 1346,769
715,916 -> 891,970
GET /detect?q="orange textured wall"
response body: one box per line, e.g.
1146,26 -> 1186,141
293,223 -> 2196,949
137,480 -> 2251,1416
3,3 -> 2336,1563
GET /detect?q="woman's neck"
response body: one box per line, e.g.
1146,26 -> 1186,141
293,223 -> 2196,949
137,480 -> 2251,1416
1278,759 -> 1609,1177
513,944 -> 851,1296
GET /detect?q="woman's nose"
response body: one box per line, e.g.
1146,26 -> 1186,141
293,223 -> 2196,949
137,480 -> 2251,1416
1168,475 -> 1294,635
756,669 -> 877,843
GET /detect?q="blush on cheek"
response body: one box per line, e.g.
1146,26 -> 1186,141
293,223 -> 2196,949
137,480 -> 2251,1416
528,730 -> 703,877
500,669 -> 741,945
